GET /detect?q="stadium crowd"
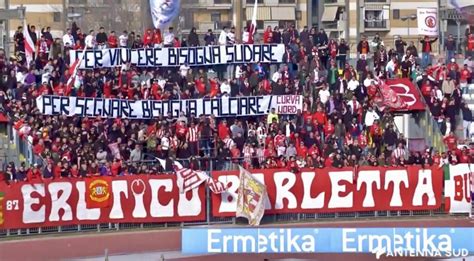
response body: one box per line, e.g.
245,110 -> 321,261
1,23 -> 474,183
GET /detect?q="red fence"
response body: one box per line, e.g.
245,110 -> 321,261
0,165 -> 471,230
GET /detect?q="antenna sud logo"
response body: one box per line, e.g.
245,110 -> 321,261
182,227 -> 474,257
342,228 -> 470,259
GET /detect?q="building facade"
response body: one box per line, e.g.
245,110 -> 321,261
8,0 -> 65,38
181,0 -> 308,34
319,0 -> 440,53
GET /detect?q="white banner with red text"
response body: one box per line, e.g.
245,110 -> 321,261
36,95 -> 303,118
211,166 -> 444,216
444,164 -> 473,214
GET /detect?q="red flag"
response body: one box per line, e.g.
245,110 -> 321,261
244,0 -> 258,44
23,21 -> 35,65
85,177 -> 112,208
376,81 -> 408,111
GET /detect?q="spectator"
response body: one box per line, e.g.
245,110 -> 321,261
445,34 -> 457,64
395,36 -> 407,59
163,27 -> 175,47
462,103 -> 473,139
62,28 -> 74,49
218,27 -> 228,45
204,29 -> 216,45
119,31 -> 128,47
420,36 -> 438,68
188,27 -> 200,47
96,27 -> 108,48
85,30 -> 96,49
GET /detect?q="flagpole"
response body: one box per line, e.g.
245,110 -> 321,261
233,0 -> 243,43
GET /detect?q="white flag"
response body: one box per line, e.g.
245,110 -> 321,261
236,166 -> 267,226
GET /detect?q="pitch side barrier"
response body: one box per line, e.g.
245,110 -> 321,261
0,164 -> 472,237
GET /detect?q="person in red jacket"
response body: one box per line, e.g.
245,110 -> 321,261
143,29 -> 154,47
297,141 -> 308,158
218,120 -> 230,140
108,31 -> 118,48
263,26 -> 273,43
153,28 -> 163,47
28,164 -> 42,183
459,147 -> 472,163
444,131 -> 458,150
313,106 -> 327,125
288,156 -> 300,173
53,161 -> 62,179
111,159 -> 121,177
466,32 -> 474,58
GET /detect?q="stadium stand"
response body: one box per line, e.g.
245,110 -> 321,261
0,22 -> 473,184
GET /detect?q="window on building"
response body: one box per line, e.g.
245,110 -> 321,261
183,12 -> 194,29
257,20 -> 264,30
214,0 -> 231,4
279,0 -> 296,3
211,13 -> 221,23
53,12 -> 61,22
364,10 -> 386,28
247,0 -> 263,3
278,20 -> 295,29
393,9 -> 400,19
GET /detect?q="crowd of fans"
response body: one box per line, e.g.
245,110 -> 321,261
1,22 -> 474,184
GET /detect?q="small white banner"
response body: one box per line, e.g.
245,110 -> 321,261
417,8 -> 439,36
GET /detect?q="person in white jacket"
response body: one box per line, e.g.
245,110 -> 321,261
220,79 -> 231,94
364,106 -> 380,127
62,28 -> 74,48
218,27 -> 229,45
84,30 -> 96,49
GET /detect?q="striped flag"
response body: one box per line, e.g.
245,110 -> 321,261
66,47 -> 87,92
22,21 -> 36,65
157,158 -> 227,194
175,167 -> 208,193
244,0 -> 258,44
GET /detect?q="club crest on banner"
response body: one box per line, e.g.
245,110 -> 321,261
0,192 -> 4,226
89,179 -> 110,203
86,177 -> 112,208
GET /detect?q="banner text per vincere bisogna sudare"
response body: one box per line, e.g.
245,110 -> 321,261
70,44 -> 285,69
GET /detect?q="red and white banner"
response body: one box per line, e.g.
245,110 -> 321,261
444,164 -> 473,214
385,78 -> 426,111
211,166 -> 443,217
0,175 -> 205,229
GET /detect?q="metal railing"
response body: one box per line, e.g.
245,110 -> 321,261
364,20 -> 388,29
